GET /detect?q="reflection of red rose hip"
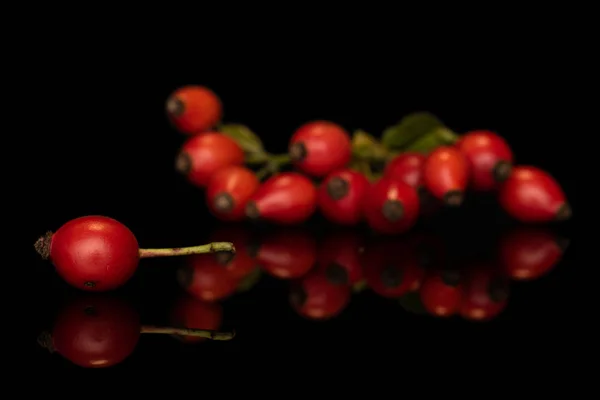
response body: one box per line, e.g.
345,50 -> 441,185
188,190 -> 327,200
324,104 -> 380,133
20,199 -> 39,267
177,255 -> 238,302
423,146 -> 469,206
170,294 -> 223,343
363,177 -> 420,234
499,166 -> 571,222
316,231 -> 364,286
175,133 -> 245,187
460,266 -> 509,322
499,227 -> 569,280
206,166 -> 260,222
166,85 -> 222,134
318,169 -> 369,225
419,269 -> 463,317
456,130 -> 513,191
289,120 -> 352,177
210,225 -> 259,281
290,268 -> 351,320
256,229 -> 316,279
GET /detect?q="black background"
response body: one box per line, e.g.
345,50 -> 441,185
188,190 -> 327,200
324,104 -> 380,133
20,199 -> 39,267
22,46 -> 577,383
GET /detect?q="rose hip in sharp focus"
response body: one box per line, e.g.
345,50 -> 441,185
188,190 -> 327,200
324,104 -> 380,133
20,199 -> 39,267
498,165 -> 571,222
317,169 -> 369,225
245,172 -> 317,225
499,227 -> 568,281
169,294 -> 223,343
290,268 -> 351,320
176,132 -> 245,188
362,177 -> 420,234
288,120 -> 352,177
423,146 -> 469,206
456,130 -> 514,191
34,216 -> 235,292
419,269 -> 464,318
166,85 -> 222,134
206,166 -> 259,222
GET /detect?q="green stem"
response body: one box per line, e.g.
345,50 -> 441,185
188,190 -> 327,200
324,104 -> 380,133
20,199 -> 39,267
138,242 -> 235,258
437,127 -> 460,144
141,326 -> 235,340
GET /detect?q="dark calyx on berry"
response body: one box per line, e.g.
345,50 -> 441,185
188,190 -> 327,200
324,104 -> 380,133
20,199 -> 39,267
555,203 -> 572,221
215,251 -> 236,265
441,270 -> 461,286
443,190 -> 464,207
37,331 -> 55,353
166,96 -> 185,117
84,281 -> 97,288
290,286 -> 308,307
555,236 -> 570,252
327,177 -> 350,200
488,278 -> 509,303
83,306 -> 98,316
382,200 -> 404,222
213,192 -> 235,213
34,231 -> 53,260
492,160 -> 512,182
176,266 -> 194,288
289,142 -> 307,162
245,201 -> 260,220
325,263 -> 349,285
381,265 -> 403,288
175,152 -> 192,175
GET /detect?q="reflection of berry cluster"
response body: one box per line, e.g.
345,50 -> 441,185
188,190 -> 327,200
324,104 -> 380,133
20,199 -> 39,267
168,85 -> 571,232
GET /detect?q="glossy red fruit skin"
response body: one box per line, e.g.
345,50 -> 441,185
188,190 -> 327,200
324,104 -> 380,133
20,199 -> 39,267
423,146 -> 469,205
48,216 -> 140,292
289,121 -> 352,177
290,268 -> 351,320
419,269 -> 464,318
246,172 -> 317,225
317,169 -> 369,225
166,85 -> 222,134
170,294 -> 223,343
456,130 -> 514,191
499,166 -> 570,222
460,266 -> 509,322
209,226 -> 258,281
177,255 -> 238,302
206,166 -> 259,221
51,295 -> 140,368
176,132 -> 245,187
362,177 -> 420,234
316,231 -> 364,286
384,152 -> 427,189
499,227 -> 567,280
256,229 -> 316,279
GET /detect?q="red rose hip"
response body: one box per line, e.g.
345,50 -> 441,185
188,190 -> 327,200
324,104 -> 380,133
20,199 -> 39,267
363,177 -> 420,234
290,268 -> 351,320
423,146 -> 469,206
34,216 -> 235,292
419,269 -> 464,317
288,121 -> 352,177
245,172 -> 317,225
166,85 -> 222,134
499,166 -> 571,222
384,152 -> 426,189
317,169 -> 369,225
169,294 -> 223,343
456,130 -> 514,191
206,166 -> 259,221
175,132 -> 245,187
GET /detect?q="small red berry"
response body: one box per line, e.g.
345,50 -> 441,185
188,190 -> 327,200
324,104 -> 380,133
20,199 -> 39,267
423,146 -> 469,206
175,132 -> 245,188
362,177 -> 420,234
288,120 -> 352,177
419,269 -> 464,318
206,166 -> 259,221
166,85 -> 222,134
290,268 -> 351,320
256,229 -> 316,279
43,295 -> 141,368
456,130 -> 514,191
210,225 -> 259,281
245,172 -> 317,225
384,152 -> 426,189
499,227 -> 568,281
169,294 -> 223,343
459,265 -> 509,322
317,169 -> 369,225
316,231 -> 364,286
177,255 -> 238,302
499,165 -> 571,222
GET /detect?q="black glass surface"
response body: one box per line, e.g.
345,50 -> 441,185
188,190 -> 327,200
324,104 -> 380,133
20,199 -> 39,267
27,72 -> 576,378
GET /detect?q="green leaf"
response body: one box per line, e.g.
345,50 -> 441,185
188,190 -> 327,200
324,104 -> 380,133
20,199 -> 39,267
219,123 -> 265,155
381,112 -> 445,150
352,130 -> 388,160
398,291 -> 428,315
